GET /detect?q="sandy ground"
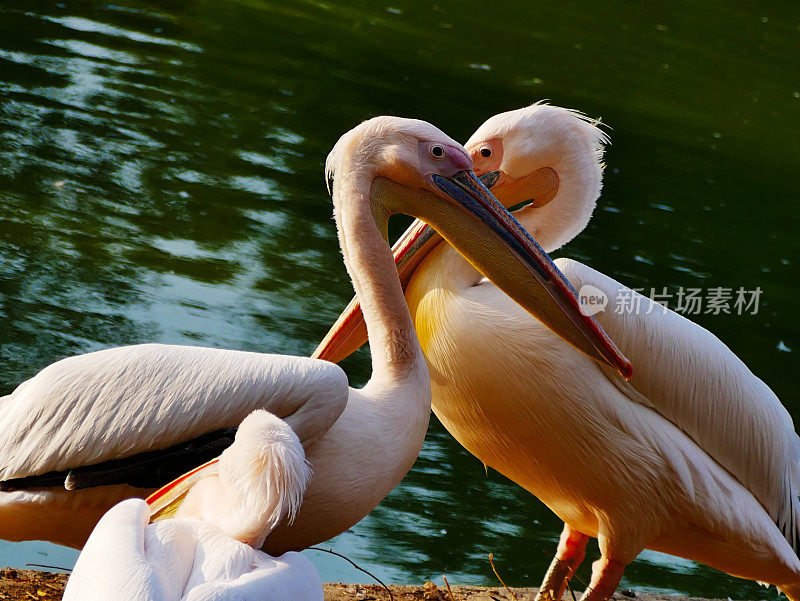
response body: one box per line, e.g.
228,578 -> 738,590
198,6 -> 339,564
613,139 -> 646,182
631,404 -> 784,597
0,569 -> 68,599
0,568 -> 728,601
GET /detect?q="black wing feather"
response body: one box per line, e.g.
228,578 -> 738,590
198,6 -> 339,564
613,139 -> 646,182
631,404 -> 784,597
0,428 -> 237,492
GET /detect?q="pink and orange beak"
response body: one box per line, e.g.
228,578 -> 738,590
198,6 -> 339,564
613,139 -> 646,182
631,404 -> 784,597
313,174 -> 632,379
146,458 -> 219,521
312,219 -> 440,365
147,169 -> 632,525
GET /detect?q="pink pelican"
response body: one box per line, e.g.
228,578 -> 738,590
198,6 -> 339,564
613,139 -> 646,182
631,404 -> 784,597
0,117 -> 623,559
314,104 -> 800,600
63,411 -> 323,601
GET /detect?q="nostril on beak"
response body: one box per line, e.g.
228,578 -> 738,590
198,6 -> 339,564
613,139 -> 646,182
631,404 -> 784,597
449,149 -> 473,173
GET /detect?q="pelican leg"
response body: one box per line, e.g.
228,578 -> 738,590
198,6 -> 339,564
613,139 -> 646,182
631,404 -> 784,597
578,556 -> 625,601
535,524 -> 589,601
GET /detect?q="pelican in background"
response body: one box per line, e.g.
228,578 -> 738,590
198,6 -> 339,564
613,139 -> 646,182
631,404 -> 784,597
0,117 -> 623,558
63,411 -> 323,601
315,104 -> 800,600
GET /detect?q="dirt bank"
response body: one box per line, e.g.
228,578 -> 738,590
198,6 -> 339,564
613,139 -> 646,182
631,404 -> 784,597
0,568 -> 725,601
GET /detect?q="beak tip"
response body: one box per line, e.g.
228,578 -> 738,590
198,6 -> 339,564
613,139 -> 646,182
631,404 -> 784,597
620,359 -> 633,380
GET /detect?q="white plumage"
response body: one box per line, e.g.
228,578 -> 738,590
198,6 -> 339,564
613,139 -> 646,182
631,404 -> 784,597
63,411 -> 322,601
1,345 -> 345,479
315,104 -> 800,600
0,344 -> 348,547
559,258 -> 800,551
2,115 -> 601,566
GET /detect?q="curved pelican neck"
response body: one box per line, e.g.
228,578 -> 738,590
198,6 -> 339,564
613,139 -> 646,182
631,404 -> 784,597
513,143 -> 603,254
333,166 -> 425,385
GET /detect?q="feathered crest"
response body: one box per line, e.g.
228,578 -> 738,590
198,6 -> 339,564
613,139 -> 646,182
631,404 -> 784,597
467,101 -> 610,163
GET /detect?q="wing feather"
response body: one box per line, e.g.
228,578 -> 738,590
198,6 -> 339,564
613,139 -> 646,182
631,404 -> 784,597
0,344 -> 349,482
556,258 -> 800,551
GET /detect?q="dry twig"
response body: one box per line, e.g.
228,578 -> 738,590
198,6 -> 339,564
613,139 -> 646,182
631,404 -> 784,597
442,574 -> 456,601
307,547 -> 394,601
488,553 -> 518,601
25,565 -> 70,573
567,579 -> 578,601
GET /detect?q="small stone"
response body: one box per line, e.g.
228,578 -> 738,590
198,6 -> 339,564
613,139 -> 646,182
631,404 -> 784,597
423,581 -> 445,600
619,590 -> 636,598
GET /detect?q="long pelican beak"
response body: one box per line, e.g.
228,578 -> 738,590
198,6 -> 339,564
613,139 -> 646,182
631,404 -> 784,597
314,171 -> 632,379
146,458 -> 218,521
148,170 -> 632,524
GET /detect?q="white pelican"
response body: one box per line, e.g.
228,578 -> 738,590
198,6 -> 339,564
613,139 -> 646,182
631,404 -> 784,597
0,117 -> 622,557
63,410 -> 324,601
314,104 -> 800,600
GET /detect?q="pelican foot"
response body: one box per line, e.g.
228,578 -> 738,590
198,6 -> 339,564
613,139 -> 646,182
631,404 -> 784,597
535,524 -> 590,601
578,557 -> 625,601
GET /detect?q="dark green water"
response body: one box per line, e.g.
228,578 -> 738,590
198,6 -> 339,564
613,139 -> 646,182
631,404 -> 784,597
0,0 -> 798,596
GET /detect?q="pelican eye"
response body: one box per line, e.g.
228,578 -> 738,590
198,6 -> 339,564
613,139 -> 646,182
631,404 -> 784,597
429,145 -> 445,159
480,147 -> 492,158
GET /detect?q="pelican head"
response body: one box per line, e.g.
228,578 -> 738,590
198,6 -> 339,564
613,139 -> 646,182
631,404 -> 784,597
315,115 -> 631,378
326,116 -> 472,199
324,116 -> 528,258
466,102 -> 609,253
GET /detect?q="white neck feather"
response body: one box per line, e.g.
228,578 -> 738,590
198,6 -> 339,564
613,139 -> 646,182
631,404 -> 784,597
515,143 -> 602,254
333,157 -> 425,385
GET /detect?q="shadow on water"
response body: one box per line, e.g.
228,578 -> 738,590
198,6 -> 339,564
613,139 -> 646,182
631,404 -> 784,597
0,0 -> 798,597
